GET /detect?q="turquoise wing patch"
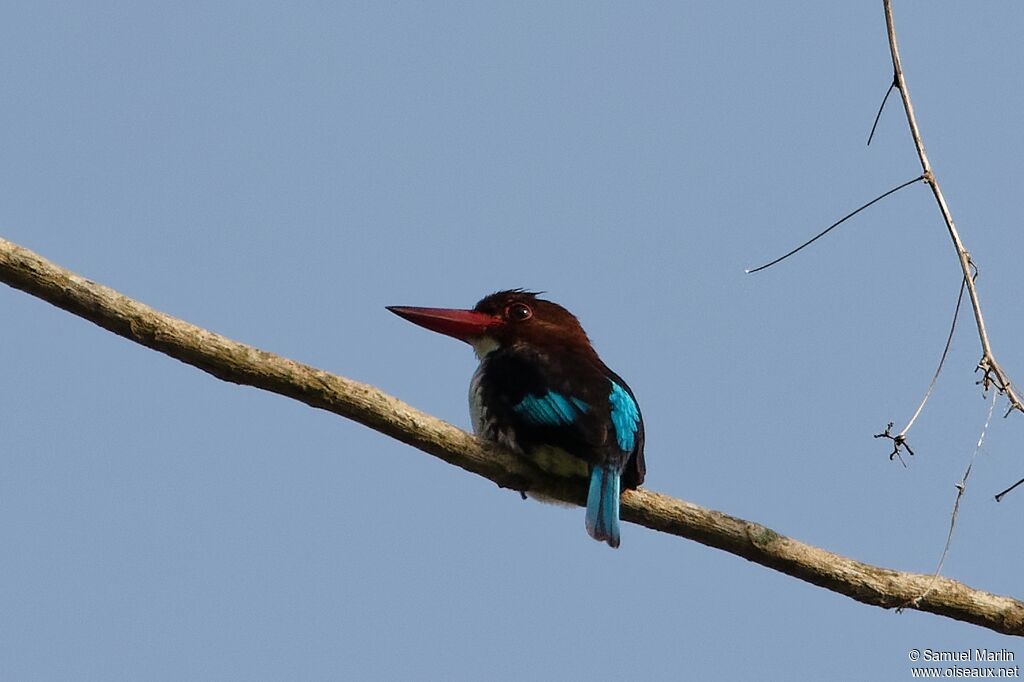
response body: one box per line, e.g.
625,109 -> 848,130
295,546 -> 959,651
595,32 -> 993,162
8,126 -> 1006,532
609,382 -> 640,451
514,392 -> 589,426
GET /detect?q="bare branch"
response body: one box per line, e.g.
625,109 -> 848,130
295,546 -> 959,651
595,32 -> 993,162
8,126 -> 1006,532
745,175 -> 922,274
866,79 -> 897,146
2,236 -> 1023,636
901,392 -> 998,610
874,421 -> 912,467
898,277 -> 967,438
996,477 -> 1024,503
882,0 -> 1024,414
877,276 -> 968,461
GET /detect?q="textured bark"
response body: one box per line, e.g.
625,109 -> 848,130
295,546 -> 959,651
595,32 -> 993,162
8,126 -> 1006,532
2,236 -> 1022,636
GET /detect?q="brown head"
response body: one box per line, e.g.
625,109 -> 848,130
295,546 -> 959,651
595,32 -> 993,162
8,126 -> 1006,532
387,289 -> 597,361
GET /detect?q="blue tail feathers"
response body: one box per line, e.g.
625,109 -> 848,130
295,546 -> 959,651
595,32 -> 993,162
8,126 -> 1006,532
585,465 -> 621,548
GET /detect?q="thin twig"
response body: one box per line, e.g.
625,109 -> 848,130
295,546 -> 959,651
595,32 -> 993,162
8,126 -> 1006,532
899,276 -> 967,438
2,236 -> 1024,635
745,175 -> 922,274
902,391 -> 998,610
875,277 -> 966,463
874,421 -> 911,467
882,0 -> 1024,414
866,79 -> 897,146
875,264 -> 975,463
884,274 -> 962,464
996,477 -> 1024,502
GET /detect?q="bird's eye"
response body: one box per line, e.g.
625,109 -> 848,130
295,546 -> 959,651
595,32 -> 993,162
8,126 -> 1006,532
506,303 -> 533,322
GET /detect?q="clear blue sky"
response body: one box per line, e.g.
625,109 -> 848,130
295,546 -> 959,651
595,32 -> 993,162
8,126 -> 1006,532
3,3 -> 1023,680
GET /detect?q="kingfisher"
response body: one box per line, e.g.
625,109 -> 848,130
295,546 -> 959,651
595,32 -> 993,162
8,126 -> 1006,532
387,290 -> 645,548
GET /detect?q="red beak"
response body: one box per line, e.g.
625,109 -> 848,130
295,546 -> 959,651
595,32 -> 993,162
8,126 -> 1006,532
387,305 -> 501,343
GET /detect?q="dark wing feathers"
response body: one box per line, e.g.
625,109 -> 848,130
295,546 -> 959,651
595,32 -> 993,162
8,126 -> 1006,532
479,346 -> 645,488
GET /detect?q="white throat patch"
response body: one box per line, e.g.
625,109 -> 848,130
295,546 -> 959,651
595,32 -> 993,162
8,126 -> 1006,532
471,336 -> 499,360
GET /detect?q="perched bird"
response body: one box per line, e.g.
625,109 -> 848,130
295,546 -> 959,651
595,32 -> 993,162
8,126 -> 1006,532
387,290 -> 645,548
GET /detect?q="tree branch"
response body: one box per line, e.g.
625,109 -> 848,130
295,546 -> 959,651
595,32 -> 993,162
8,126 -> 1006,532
883,0 -> 1023,415
2,236 -> 1023,636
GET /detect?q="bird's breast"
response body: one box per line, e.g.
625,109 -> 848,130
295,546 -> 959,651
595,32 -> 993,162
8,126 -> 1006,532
527,444 -> 589,478
470,361 -> 590,478
469,362 -> 520,451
